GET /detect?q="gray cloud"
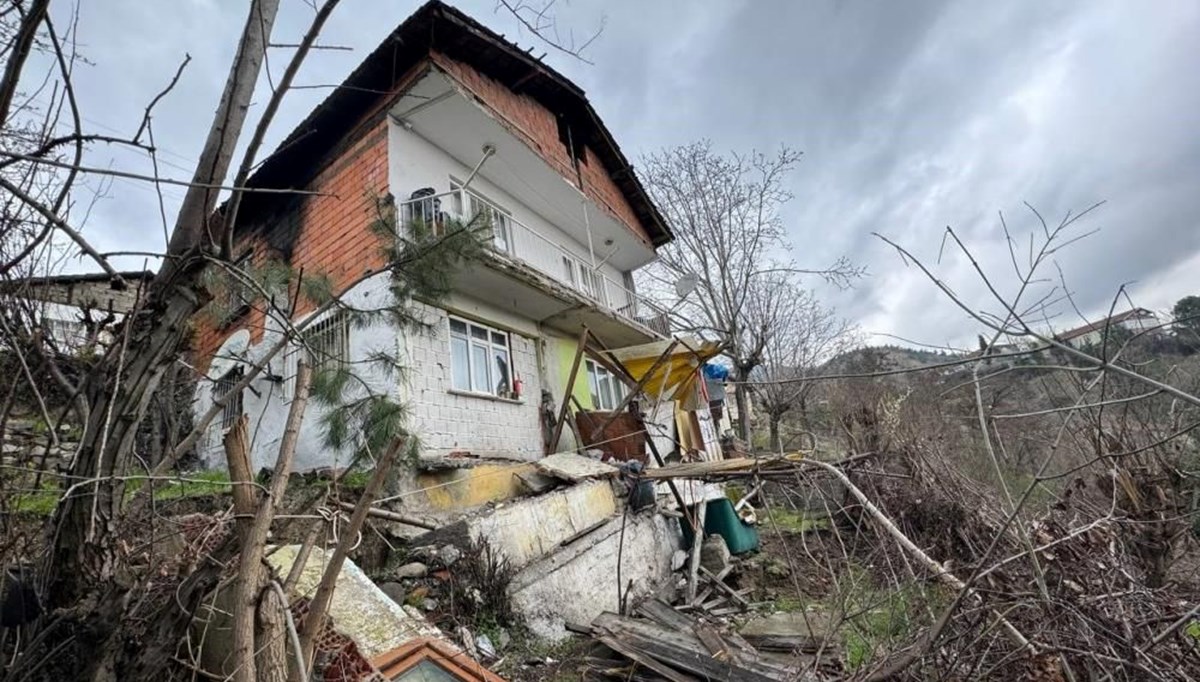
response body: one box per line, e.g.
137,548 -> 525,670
41,0 -> 1200,347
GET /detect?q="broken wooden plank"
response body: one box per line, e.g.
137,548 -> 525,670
694,564 -> 735,604
708,605 -> 749,617
635,598 -> 695,633
596,634 -> 700,682
535,452 -> 620,482
739,633 -> 825,653
693,622 -> 733,661
733,482 -> 764,512
592,612 -> 794,681
699,566 -> 750,606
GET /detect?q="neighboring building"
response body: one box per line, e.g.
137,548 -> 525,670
191,1 -> 674,473
2,271 -> 153,352
1054,308 -> 1159,349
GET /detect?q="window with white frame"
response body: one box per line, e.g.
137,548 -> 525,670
44,316 -> 86,349
586,359 -> 626,410
449,181 -> 512,254
303,311 -> 350,376
448,316 -> 513,398
215,366 -> 244,431
560,254 -> 607,305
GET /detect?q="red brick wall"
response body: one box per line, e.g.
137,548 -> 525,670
192,120 -> 391,374
430,52 -> 652,247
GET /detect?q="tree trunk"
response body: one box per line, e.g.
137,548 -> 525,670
35,1 -> 282,678
734,379 -> 752,443
769,414 -> 781,453
256,585 -> 290,682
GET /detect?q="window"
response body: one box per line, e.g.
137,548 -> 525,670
44,317 -> 86,348
450,181 -> 512,254
304,311 -> 350,376
561,256 -> 577,287
560,254 -> 608,305
448,316 -> 513,398
586,359 -> 626,410
215,367 -> 244,430
404,188 -> 442,233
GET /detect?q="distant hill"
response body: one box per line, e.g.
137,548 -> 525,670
822,345 -> 958,375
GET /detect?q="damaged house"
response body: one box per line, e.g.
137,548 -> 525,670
188,2 -> 747,673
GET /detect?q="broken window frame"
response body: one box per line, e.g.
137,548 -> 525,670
585,358 -> 625,410
448,315 -> 513,399
371,637 -> 506,682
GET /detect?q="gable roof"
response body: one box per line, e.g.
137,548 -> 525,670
244,0 -> 671,246
1056,308 -> 1157,342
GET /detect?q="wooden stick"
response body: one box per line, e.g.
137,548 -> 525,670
805,459 -> 1035,654
549,327 -> 589,453
230,361 -> 313,682
685,501 -> 707,603
335,501 -> 436,530
297,437 -> 407,672
591,339 -> 679,439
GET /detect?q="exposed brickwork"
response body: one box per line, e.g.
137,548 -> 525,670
192,119 -> 391,375
290,598 -> 388,682
430,51 -> 653,247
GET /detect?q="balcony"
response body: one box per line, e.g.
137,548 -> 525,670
398,189 -> 670,342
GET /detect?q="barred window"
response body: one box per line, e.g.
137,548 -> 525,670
215,367 -> 244,431
304,311 -> 350,376
448,316 -> 512,398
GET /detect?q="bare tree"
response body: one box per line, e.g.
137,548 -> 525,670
0,2 -> 610,679
639,141 -> 860,441
752,283 -> 856,451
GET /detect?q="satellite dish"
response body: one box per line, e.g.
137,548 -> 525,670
674,274 -> 699,299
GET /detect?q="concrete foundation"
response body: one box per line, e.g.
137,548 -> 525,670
509,510 -> 682,640
466,479 -> 618,569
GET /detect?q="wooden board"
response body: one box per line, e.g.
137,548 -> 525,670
591,612 -> 795,682
535,452 -> 620,482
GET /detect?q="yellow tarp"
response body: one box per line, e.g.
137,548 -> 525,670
604,338 -> 722,402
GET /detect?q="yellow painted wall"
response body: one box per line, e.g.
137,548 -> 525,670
554,334 -> 595,410
415,462 -> 536,510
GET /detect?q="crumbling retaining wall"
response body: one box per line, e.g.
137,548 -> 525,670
467,479 -> 618,569
508,510 -> 681,640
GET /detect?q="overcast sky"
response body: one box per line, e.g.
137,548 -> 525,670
37,0 -> 1200,348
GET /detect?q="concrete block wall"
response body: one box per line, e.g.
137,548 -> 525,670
404,300 -> 543,460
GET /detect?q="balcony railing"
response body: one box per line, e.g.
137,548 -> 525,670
398,188 -> 670,337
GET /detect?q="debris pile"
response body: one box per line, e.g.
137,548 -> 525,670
575,598 -> 824,681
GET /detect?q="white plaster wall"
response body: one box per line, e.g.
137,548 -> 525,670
405,298 -> 544,460
509,511 -> 682,641
466,479 -> 617,569
197,273 -> 402,472
388,119 -> 632,307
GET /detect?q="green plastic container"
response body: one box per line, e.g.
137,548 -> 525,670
679,498 -> 760,555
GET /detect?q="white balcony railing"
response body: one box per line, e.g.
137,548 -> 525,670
398,188 -> 670,336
